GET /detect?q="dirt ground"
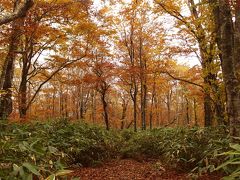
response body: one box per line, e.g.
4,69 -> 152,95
70,159 -> 223,180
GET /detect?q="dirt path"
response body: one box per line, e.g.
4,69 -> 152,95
70,159 -> 222,180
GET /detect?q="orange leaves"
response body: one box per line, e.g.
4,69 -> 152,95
83,74 -> 98,84
50,55 -> 67,64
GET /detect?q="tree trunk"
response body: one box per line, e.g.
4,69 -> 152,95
193,98 -> 198,126
18,37 -> 33,119
139,35 -> 147,130
149,77 -> 156,129
101,92 -> 109,130
91,90 -> 96,124
133,90 -> 137,132
0,8 -> 24,119
210,0 -> 240,140
203,93 -> 213,126
120,99 -> 128,130
79,85 -> 84,119
166,90 -> 172,124
185,97 -> 190,125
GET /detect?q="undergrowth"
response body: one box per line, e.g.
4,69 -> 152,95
0,120 -> 121,179
0,120 -> 233,179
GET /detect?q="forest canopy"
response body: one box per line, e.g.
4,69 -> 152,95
0,0 -> 218,128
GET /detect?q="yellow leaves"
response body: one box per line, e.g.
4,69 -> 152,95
99,6 -> 110,15
155,0 -> 182,13
71,21 -> 97,35
39,0 -> 71,3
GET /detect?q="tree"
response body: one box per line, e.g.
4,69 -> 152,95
115,0 -> 166,130
155,0 -> 225,126
209,0 -> 240,140
16,0 -> 92,119
0,0 -> 26,119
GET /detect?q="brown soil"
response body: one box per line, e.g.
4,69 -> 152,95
70,159 -> 223,180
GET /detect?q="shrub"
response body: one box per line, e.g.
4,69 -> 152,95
0,120 -> 231,179
120,127 -> 230,172
215,143 -> 240,179
0,120 -> 121,179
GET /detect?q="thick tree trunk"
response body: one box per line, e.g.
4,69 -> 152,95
19,79 -> 27,118
18,38 -> 33,119
210,0 -> 240,140
0,14 -> 23,119
203,93 -> 213,126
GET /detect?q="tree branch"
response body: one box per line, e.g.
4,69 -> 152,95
0,0 -> 34,26
159,71 -> 203,89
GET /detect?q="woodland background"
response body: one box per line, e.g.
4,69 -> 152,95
0,0 -> 220,129
1,0 -> 240,179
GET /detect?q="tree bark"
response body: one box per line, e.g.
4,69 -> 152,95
101,91 -> 109,130
139,36 -> 147,130
0,5 -> 24,119
210,0 -> 240,140
120,98 -> 128,130
18,36 -> 33,119
149,77 -> 156,129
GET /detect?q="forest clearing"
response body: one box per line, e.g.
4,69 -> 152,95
1,0 -> 240,179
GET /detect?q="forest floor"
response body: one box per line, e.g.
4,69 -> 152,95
70,159 -> 223,180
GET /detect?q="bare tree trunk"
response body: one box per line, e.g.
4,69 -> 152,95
139,35 -> 147,130
120,98 -> 128,130
0,3 -> 24,119
203,93 -> 213,126
18,37 -> 33,119
79,85 -> 84,119
155,96 -> 160,127
52,89 -> 56,118
149,77 -> 156,129
133,89 -> 137,132
210,0 -> 240,140
185,97 -> 190,125
91,90 -> 96,124
101,92 -> 109,130
166,90 -> 172,124
193,98 -> 198,126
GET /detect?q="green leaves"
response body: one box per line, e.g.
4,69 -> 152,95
0,120 -> 120,178
230,143 -> 240,152
11,163 -> 40,180
22,163 -> 41,176
0,120 -> 231,179
215,143 -> 240,179
45,170 -> 73,180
